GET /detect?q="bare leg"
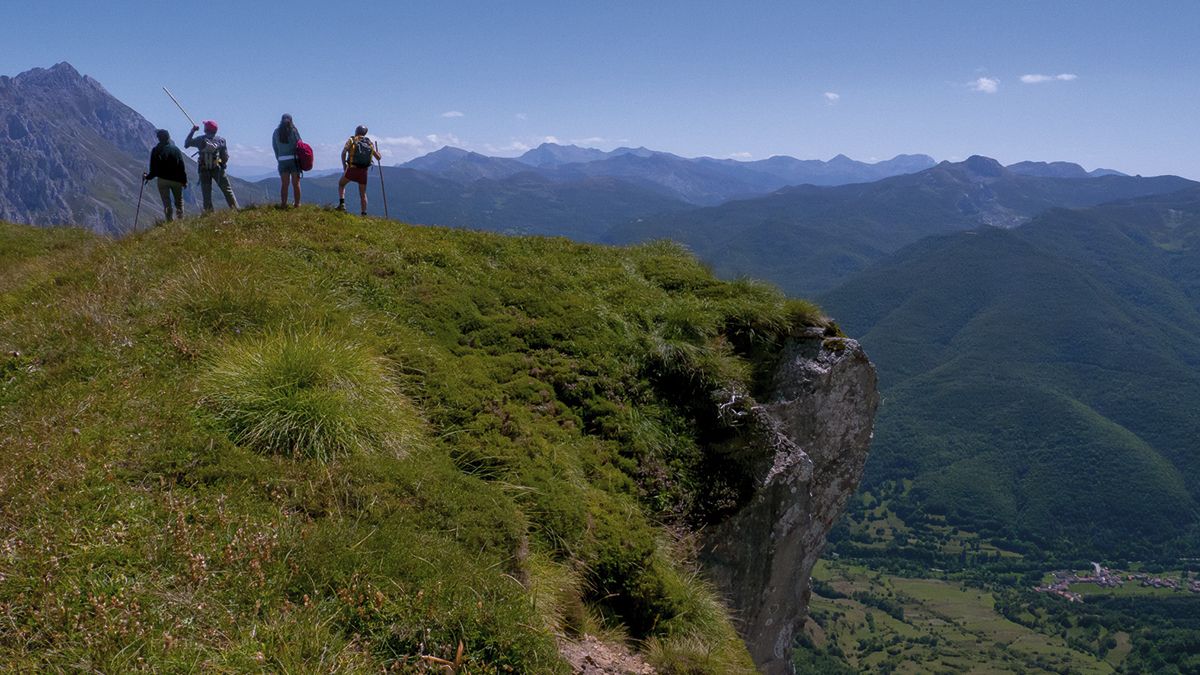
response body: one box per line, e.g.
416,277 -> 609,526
279,174 -> 288,207
337,175 -> 349,210
358,183 -> 368,215
291,173 -> 301,207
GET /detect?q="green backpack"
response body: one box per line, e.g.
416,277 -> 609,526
351,137 -> 374,168
198,137 -> 223,171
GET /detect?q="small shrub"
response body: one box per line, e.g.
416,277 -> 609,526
785,298 -> 830,331
200,330 -> 421,461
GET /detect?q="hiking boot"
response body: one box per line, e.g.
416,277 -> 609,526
335,204 -> 346,212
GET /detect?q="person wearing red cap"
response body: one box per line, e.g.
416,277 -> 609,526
184,120 -> 238,213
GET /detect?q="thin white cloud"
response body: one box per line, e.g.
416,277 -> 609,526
481,141 -> 532,156
375,136 -> 424,149
515,113 -> 528,121
969,77 -> 1000,94
570,136 -> 607,146
542,135 -> 560,144
227,143 -> 275,166
729,152 -> 753,160
1020,73 -> 1078,84
441,110 -> 464,118
823,92 -> 840,104
426,133 -> 464,148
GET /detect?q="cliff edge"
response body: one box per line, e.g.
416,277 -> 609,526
0,211 -> 875,673
704,331 -> 878,674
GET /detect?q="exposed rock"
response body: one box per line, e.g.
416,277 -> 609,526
703,332 -> 878,674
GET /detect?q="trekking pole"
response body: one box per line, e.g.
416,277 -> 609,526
134,176 -> 146,230
375,141 -> 389,220
162,87 -> 197,128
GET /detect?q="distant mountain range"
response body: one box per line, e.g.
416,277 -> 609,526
264,167 -> 692,240
821,189 -> 1200,556
0,63 -> 266,234
6,61 -> 1160,247
401,143 -> 939,206
1007,160 -> 1127,179
607,155 -> 1197,295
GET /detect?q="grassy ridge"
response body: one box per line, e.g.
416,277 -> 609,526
0,208 -> 825,671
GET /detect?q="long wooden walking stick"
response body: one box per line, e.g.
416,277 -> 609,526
162,87 -> 198,128
375,141 -> 389,219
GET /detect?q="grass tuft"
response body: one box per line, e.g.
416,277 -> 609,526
199,330 -> 421,460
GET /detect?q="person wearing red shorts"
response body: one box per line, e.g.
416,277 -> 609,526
337,125 -> 382,215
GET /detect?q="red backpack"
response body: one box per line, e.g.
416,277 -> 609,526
295,140 -> 314,172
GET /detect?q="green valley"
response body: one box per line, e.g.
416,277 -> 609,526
798,482 -> 1200,674
821,189 -> 1200,559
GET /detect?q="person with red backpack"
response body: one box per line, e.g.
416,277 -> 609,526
184,120 -> 238,213
337,125 -> 381,215
273,113 -> 304,208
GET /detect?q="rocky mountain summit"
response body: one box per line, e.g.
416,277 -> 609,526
0,63 -> 154,232
0,63 -> 263,233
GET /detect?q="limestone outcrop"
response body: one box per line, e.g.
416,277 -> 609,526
703,329 -> 878,674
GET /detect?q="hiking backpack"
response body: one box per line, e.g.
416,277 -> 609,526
198,137 -> 222,171
295,140 -> 314,172
351,137 -> 374,167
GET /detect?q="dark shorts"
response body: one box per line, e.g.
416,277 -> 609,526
344,166 -> 370,185
278,159 -> 300,175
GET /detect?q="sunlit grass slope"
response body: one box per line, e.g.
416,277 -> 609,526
0,207 -> 828,672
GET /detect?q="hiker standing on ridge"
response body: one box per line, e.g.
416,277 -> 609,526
338,125 -> 381,215
273,113 -> 302,208
143,129 -> 188,222
185,120 -> 238,212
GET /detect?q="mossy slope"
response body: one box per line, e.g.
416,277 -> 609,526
0,208 -> 826,672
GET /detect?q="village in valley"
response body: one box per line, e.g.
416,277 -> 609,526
1034,562 -> 1200,602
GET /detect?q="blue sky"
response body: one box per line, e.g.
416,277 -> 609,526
3,1 -> 1198,177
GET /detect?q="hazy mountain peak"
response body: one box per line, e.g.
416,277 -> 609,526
611,146 -> 657,158
516,142 -> 609,167
426,145 -> 472,158
961,155 -> 1006,177
888,153 -> 936,163
1006,160 -> 1090,179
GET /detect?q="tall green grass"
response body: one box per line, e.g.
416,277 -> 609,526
0,210 -> 833,672
200,330 -> 421,461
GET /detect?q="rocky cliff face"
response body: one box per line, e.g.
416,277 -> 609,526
0,63 -> 153,232
703,330 -> 878,674
0,63 -> 264,233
